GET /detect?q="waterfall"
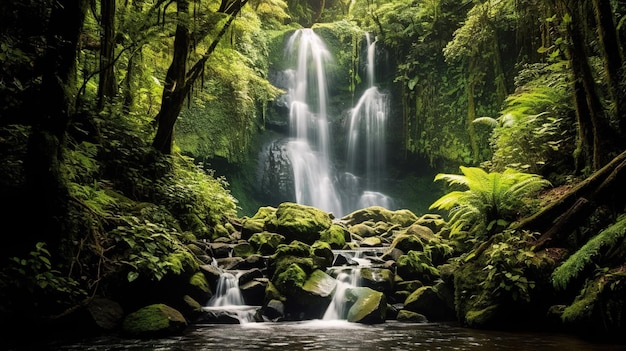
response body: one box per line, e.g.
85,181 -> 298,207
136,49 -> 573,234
345,34 -> 391,211
284,28 -> 342,216
204,272 -> 256,323
322,269 -> 361,320
208,272 -> 244,307
279,30 -> 393,217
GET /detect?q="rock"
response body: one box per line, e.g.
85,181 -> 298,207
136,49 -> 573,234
122,304 -> 187,338
389,233 -> 424,254
396,250 -> 440,283
403,286 -> 455,321
321,223 -> 349,249
87,297 -> 124,331
397,310 -> 428,323
345,287 -> 387,324
262,299 -> 285,321
209,242 -> 232,258
249,231 -> 285,255
350,223 -> 378,238
361,236 -> 383,247
188,271 -> 212,304
415,214 -> 447,234
267,202 -> 332,244
240,279 -> 268,306
233,242 -> 255,258
360,268 -> 395,293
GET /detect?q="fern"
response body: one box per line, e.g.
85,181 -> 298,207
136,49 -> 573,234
430,166 -> 551,242
552,214 -> 626,291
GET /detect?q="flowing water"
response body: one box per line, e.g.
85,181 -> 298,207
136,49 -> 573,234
43,321 -> 624,350
282,29 -> 392,217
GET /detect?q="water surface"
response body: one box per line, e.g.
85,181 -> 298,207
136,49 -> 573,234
46,321 -> 624,351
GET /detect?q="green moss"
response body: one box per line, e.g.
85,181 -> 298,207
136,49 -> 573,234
275,263 -> 308,294
320,223 -> 348,249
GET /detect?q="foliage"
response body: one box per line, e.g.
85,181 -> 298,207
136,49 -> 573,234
0,242 -> 87,315
478,62 -> 576,175
108,215 -> 198,282
429,166 -> 551,243
479,230 -> 542,302
552,214 -> 626,291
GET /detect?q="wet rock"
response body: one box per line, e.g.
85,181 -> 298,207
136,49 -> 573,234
397,310 -> 428,323
122,304 -> 187,338
345,287 -> 387,324
267,202 -> 332,244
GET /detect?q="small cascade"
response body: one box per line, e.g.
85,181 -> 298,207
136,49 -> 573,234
207,272 -> 244,307
203,271 -> 257,323
322,248 -> 386,321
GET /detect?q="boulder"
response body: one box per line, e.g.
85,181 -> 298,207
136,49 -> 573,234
360,268 -> 395,293
345,287 -> 387,324
122,304 -> 187,338
267,202 -> 332,244
249,231 -> 286,255
396,250 -> 440,283
403,286 -> 455,321
321,223 -> 349,249
396,310 -> 428,323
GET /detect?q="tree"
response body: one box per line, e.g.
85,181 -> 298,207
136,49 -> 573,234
152,0 -> 250,154
97,0 -> 117,110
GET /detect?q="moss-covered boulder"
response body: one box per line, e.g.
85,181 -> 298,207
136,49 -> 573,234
311,241 -> 334,268
396,310 -> 428,323
361,236 -> 383,247
360,268 -> 395,293
404,286 -> 455,321
188,271 -> 212,305
267,202 -> 332,244
122,304 -> 187,338
321,223 -> 349,248
415,214 -> 447,234
345,287 -> 387,324
233,242 -> 255,258
396,250 -> 440,283
274,265 -> 335,320
389,233 -> 424,253
249,231 -> 286,255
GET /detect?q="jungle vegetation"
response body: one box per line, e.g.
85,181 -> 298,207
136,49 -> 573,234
1,0 -> 625,342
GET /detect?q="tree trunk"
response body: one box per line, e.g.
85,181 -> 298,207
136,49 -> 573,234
152,0 -> 191,154
514,149 -> 626,249
26,0 -> 87,251
591,0 -> 625,141
563,1 -> 613,171
466,57 -> 480,164
97,0 -> 117,110
152,0 -> 249,154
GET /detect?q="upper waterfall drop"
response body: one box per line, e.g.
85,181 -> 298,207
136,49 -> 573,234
277,29 -> 393,217
284,28 -> 342,216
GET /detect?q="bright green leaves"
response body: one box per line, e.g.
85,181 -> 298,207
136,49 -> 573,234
430,166 -> 551,242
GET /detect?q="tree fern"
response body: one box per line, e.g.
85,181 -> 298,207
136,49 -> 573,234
430,166 -> 551,242
552,214 -> 626,291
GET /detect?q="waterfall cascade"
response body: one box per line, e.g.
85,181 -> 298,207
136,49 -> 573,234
322,248 -> 387,321
282,29 -> 393,217
203,270 -> 257,323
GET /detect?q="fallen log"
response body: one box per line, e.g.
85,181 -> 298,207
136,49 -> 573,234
512,149 -> 626,249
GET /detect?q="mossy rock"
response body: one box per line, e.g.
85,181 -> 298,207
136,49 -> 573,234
389,209 -> 420,227
396,250 -> 440,283
361,236 -> 383,247
360,267 -> 395,293
249,231 -> 286,255
233,242 -> 255,258
275,263 -> 308,295
397,310 -> 428,323
350,223 -> 378,238
342,206 -> 395,225
267,202 -> 332,244
321,223 -> 349,249
415,214 -> 447,234
389,234 -> 423,253
404,286 -> 455,322
241,218 -> 266,240
345,287 -> 387,324
302,269 -> 337,298
465,305 -> 503,328
311,241 -> 334,268
122,304 -> 187,338
188,271 -> 212,304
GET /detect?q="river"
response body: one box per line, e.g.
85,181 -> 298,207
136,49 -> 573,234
41,321 -> 623,351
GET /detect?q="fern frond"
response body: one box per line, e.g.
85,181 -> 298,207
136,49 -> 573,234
551,215 -> 626,291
